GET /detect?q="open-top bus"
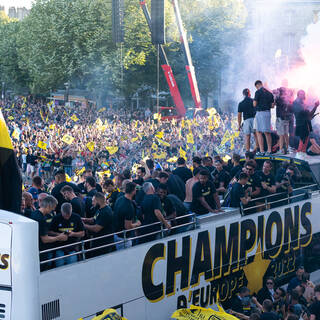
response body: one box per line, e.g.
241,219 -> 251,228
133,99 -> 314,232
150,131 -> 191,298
1,154 -> 320,320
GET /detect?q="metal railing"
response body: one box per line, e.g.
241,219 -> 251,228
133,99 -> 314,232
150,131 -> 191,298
39,213 -> 197,267
240,184 -> 319,215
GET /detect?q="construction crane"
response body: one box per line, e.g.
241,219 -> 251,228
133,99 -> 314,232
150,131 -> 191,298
139,0 -> 201,118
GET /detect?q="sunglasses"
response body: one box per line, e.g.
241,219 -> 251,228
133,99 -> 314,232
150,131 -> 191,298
266,282 -> 274,285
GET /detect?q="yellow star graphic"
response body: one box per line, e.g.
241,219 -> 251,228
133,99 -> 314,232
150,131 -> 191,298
242,243 -> 271,294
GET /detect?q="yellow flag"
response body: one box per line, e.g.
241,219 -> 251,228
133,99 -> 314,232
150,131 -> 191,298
11,129 -> 20,141
220,130 -> 232,146
49,124 -> 56,130
223,155 -> 232,162
37,140 -> 47,150
179,146 -> 187,159
96,170 -> 111,179
153,151 -> 167,159
187,132 -> 194,144
153,113 -> 160,120
21,103 -> 26,109
40,109 -> 44,121
7,116 -> 14,121
167,156 -> 178,163
91,308 -> 127,320
95,117 -> 103,127
98,107 -> 106,113
234,131 -> 240,138
157,138 -> 170,147
65,173 -> 72,182
151,142 -> 158,151
106,146 -> 118,155
86,142 -> 95,152
75,167 -> 86,176
155,131 -> 164,139
131,137 -> 139,142
171,305 -> 239,320
181,119 -> 185,128
0,111 -> 13,150
62,134 -> 75,145
70,114 -> 79,122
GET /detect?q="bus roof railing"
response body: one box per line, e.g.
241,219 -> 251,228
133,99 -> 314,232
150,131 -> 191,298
241,184 -> 319,215
39,213 -> 197,266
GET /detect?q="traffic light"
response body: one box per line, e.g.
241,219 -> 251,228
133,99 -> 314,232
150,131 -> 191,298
151,0 -> 165,44
112,0 -> 124,43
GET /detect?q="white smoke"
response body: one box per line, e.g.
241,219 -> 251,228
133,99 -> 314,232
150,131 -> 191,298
285,16 -> 320,98
222,1 -> 320,107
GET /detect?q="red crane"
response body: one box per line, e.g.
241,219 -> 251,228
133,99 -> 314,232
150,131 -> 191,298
139,0 -> 201,118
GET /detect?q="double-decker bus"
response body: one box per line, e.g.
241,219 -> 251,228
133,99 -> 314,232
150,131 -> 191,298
1,154 -> 320,320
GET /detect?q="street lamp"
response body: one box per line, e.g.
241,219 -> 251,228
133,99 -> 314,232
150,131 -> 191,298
1,82 -> 5,100
64,82 -> 70,104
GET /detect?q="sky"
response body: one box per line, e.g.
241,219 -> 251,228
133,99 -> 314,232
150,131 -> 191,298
1,0 -> 32,11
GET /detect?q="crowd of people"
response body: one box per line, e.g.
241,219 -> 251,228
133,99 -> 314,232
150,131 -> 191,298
2,80 -> 318,269
228,267 -> 320,320
2,80 -> 320,319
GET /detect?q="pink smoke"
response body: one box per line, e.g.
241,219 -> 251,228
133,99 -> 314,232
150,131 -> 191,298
284,19 -> 320,100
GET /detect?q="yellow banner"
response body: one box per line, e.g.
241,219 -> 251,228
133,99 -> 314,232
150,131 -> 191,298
153,151 -> 167,159
106,146 -> 119,155
62,134 -> 75,145
157,138 -> 170,147
187,132 -> 194,144
86,141 -> 95,152
172,305 -> 239,320
155,131 -> 164,139
11,129 -> 20,141
70,114 -> 79,122
37,140 -> 47,150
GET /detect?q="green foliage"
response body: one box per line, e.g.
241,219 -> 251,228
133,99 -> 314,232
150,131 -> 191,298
0,0 -> 247,105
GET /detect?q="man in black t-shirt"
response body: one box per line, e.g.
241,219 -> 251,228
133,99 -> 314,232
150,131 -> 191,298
230,153 -> 242,179
275,87 -> 292,154
212,159 -> 230,196
77,169 -> 103,194
310,285 -> 320,320
82,192 -> 115,256
191,170 -> 221,215
257,160 -> 276,198
30,195 -> 68,270
50,202 -> 84,266
140,182 -> 171,243
61,185 -> 85,217
103,179 -> 121,210
51,169 -> 80,213
113,182 -> 141,249
253,80 -> 275,155
238,88 -> 257,152
157,184 -> 176,220
229,172 -> 251,208
172,157 -> 192,183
